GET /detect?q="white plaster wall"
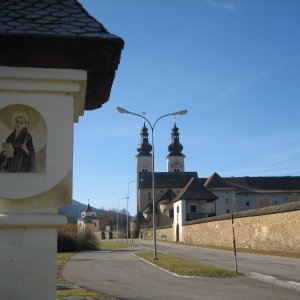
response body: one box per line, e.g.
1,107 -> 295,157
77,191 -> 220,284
0,93 -> 73,200
0,67 -> 86,201
0,227 -> 57,300
173,200 -> 185,241
0,66 -> 86,300
136,156 -> 152,173
166,156 -> 185,172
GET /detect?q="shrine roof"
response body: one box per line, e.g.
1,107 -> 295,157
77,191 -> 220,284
0,0 -> 124,110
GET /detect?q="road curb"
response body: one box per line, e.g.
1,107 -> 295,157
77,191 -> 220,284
132,253 -> 205,279
247,272 -> 300,292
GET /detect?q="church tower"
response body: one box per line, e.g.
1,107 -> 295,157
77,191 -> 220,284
136,122 -> 152,178
166,121 -> 185,172
135,122 -> 152,213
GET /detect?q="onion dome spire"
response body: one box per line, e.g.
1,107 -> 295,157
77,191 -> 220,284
136,122 -> 152,156
168,121 -> 184,156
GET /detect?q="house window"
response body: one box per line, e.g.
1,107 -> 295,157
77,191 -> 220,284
190,205 -> 197,213
142,169 -> 148,172
225,198 -> 229,205
274,200 -> 278,205
226,209 -> 230,214
246,201 -> 249,206
176,206 -> 179,213
174,168 -> 180,172
169,209 -> 174,218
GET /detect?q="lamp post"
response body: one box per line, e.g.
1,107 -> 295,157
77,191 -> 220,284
117,197 -> 127,242
230,199 -> 238,275
117,106 -> 187,260
127,179 -> 139,244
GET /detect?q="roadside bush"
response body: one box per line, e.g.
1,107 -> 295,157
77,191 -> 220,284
57,224 -> 98,252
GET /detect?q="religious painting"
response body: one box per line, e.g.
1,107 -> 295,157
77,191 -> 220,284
0,104 -> 46,173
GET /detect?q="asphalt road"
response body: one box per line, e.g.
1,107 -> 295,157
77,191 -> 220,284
62,241 -> 300,300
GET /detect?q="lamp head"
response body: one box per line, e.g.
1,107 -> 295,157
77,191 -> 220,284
174,109 -> 188,116
116,107 -> 130,114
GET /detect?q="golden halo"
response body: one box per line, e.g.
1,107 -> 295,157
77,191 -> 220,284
0,104 -> 40,130
12,111 -> 28,123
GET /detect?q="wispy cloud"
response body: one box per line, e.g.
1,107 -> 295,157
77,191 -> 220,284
216,54 -> 300,101
189,132 -> 300,177
204,0 -> 237,12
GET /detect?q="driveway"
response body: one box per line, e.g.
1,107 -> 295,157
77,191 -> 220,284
62,245 -> 300,300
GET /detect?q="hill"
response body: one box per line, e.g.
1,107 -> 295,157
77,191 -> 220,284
58,199 -> 105,221
58,200 -> 129,230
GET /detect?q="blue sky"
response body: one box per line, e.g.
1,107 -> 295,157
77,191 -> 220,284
74,0 -> 300,215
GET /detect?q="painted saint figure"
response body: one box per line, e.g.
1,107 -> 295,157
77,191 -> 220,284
0,113 -> 35,172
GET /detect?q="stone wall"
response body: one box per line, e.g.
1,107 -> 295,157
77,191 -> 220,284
141,225 -> 173,241
147,202 -> 300,252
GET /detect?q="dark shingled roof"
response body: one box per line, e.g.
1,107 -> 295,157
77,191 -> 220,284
0,0 -> 124,110
142,203 -> 153,214
131,211 -> 149,223
172,177 -> 218,203
224,176 -> 300,192
204,172 -> 230,189
0,0 -> 116,39
142,202 -> 159,213
85,203 -> 92,212
139,172 -> 199,189
158,189 -> 177,204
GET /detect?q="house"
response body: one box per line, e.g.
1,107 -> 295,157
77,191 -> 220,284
172,177 -> 217,241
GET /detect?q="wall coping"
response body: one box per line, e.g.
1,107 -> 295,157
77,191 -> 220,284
0,213 -> 67,228
184,202 -> 300,226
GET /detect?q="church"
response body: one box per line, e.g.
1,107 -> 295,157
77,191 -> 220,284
131,121 -> 300,236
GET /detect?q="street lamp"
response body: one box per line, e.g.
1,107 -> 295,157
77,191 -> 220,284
126,178 -> 144,244
127,179 -> 138,244
117,197 -> 127,242
117,106 -> 188,260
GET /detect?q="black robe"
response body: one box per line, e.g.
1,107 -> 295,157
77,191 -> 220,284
0,128 -> 35,172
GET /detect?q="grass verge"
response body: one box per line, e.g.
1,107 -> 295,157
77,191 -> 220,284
135,251 -> 238,277
179,243 -> 300,259
98,240 -> 135,250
